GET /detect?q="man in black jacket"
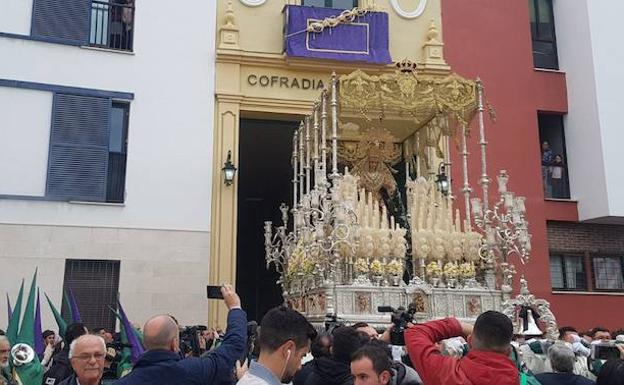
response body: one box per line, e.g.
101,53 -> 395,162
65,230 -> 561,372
43,323 -> 89,385
304,327 -> 368,385
114,285 -> 246,385
293,333 -> 331,385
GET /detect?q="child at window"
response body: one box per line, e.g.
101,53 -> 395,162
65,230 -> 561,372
551,154 -> 565,198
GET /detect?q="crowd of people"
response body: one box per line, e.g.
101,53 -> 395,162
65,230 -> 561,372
1,285 -> 623,385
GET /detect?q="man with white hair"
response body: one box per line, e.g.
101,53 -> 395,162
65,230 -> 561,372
58,334 -> 107,385
0,335 -> 15,385
535,343 -> 595,385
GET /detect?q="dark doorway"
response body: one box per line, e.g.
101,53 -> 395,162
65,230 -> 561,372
236,118 -> 298,323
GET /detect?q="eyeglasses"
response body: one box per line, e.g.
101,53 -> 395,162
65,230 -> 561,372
0,349 -> 9,354
72,352 -> 106,361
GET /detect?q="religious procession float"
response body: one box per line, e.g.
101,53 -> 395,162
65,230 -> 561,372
263,57 -> 558,338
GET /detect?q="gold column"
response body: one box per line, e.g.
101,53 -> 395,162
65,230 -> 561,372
209,97 -> 241,328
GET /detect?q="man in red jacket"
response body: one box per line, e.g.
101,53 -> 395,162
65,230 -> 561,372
405,311 -> 519,385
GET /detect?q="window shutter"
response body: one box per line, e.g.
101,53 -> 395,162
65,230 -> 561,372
31,0 -> 91,44
46,94 -> 111,201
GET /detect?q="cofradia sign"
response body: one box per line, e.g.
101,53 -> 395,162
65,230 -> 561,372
247,74 -> 325,90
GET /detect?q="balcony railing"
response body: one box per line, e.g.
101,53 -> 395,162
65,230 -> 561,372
90,0 -> 135,51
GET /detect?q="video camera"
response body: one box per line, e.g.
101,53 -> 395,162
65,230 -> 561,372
591,336 -> 624,361
324,313 -> 346,334
377,305 -> 417,346
180,325 -> 208,357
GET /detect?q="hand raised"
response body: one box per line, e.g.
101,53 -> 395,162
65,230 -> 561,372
221,284 -> 242,310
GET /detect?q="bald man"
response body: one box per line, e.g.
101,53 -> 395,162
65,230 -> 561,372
115,285 -> 247,385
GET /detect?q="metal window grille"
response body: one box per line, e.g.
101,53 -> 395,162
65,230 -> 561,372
549,255 -> 587,290
89,0 -> 135,51
592,256 -> 624,291
62,259 -> 121,331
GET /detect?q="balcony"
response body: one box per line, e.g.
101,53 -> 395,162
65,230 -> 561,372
90,0 -> 135,52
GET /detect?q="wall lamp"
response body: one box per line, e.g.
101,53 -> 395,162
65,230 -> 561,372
222,150 -> 237,186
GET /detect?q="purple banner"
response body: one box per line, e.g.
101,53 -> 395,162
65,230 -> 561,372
34,289 -> 44,356
284,5 -> 392,64
118,301 -> 145,364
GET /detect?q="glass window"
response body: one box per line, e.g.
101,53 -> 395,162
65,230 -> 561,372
550,255 -> 587,290
302,0 -> 358,8
550,255 -> 564,289
539,114 -> 570,200
106,102 -> 129,203
592,257 -> 624,290
109,105 -> 126,153
529,0 -> 558,69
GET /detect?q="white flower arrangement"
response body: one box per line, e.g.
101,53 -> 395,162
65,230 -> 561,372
459,262 -> 476,279
443,262 -> 459,279
370,259 -> 385,275
425,261 -> 442,278
354,258 -> 370,274
385,259 -> 403,276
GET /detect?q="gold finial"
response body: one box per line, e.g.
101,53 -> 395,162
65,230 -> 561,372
419,19 -> 449,73
426,19 -> 439,43
224,0 -> 236,27
219,0 -> 240,49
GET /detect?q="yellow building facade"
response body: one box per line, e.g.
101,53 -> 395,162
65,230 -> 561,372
210,0 -> 450,325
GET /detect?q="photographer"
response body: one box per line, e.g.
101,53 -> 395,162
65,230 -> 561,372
115,284 -> 246,385
589,334 -> 624,378
179,325 -> 208,358
405,311 -> 519,385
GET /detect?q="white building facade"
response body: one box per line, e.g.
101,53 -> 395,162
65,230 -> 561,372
0,0 -> 217,330
554,0 -> 624,223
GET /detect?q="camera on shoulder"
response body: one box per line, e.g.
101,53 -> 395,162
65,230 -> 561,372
377,305 -> 417,346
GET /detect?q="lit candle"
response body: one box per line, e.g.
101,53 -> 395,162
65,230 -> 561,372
405,161 -> 409,184
497,170 -> 508,193
382,205 -> 388,229
504,192 -> 514,209
390,215 -> 395,230
515,196 -> 526,213
373,201 -> 379,229
470,197 -> 482,216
